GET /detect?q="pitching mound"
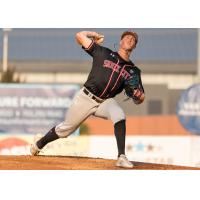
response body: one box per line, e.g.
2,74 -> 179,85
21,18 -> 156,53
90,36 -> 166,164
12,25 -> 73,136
0,155 -> 199,170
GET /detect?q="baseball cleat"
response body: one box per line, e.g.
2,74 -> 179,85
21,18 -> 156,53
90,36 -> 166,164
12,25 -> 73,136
30,134 -> 43,156
116,154 -> 134,168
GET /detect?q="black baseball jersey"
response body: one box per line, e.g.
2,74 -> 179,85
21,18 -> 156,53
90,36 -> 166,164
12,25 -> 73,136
82,40 -> 144,99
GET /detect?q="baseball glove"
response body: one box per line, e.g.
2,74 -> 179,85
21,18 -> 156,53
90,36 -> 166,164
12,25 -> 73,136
124,68 -> 145,104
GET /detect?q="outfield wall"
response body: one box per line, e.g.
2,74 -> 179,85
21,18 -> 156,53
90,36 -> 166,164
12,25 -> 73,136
1,134 -> 200,167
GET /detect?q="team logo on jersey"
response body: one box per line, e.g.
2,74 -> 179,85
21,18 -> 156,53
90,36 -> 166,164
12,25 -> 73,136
110,53 -> 115,57
103,60 -> 131,80
103,60 -> 120,72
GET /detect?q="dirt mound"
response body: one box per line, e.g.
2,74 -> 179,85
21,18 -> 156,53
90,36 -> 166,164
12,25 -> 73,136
0,155 -> 199,170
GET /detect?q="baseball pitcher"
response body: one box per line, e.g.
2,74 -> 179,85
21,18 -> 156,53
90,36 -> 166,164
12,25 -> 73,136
30,30 -> 145,168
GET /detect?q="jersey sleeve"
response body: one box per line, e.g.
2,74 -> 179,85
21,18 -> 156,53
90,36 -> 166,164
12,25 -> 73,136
82,40 -> 104,57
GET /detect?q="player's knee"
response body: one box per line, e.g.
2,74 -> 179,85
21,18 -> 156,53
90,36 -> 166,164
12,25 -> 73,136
111,110 -> 126,124
114,117 -> 126,124
55,122 -> 76,138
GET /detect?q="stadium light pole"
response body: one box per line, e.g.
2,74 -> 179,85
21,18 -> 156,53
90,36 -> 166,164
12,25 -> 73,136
2,28 -> 12,72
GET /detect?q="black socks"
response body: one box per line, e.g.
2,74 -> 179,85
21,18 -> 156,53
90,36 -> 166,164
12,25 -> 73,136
114,119 -> 126,157
36,126 -> 59,149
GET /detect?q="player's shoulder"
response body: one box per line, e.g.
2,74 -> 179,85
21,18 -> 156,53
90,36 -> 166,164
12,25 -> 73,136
130,64 -> 142,74
133,65 -> 141,71
129,60 -> 141,71
128,60 -> 138,69
93,44 -> 112,55
100,45 -> 113,53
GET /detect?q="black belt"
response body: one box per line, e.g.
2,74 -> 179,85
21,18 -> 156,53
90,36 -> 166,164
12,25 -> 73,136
83,88 -> 104,103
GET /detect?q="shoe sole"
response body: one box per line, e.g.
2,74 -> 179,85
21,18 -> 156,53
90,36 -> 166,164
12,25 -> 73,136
30,134 -> 43,156
30,144 -> 40,156
116,163 -> 134,168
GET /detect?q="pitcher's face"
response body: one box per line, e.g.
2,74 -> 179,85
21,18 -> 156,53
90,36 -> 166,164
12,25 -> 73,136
120,34 -> 136,52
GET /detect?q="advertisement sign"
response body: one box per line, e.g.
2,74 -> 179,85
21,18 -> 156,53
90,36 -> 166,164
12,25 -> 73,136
177,84 -> 200,135
89,136 -> 117,159
2,134 -> 200,167
125,136 -> 191,166
190,136 -> 200,167
42,135 -> 89,156
0,135 -> 89,156
0,84 -> 79,134
89,136 -> 192,166
0,135 -> 30,155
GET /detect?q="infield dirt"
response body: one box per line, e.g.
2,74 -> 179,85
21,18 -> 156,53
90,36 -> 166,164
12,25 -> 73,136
0,155 -> 199,170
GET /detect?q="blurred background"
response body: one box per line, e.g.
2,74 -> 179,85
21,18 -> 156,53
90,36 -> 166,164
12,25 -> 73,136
0,28 -> 200,167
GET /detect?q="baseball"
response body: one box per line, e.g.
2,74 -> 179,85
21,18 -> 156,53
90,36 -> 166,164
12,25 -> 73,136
96,35 -> 104,44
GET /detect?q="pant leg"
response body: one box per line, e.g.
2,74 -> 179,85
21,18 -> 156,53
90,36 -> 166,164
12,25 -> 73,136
55,88 -> 99,138
94,98 -> 126,157
94,98 -> 126,124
